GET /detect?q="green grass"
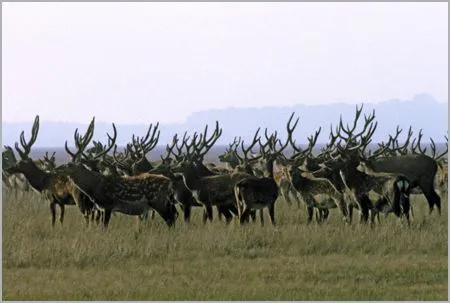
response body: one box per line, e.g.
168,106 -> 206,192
2,189 -> 448,300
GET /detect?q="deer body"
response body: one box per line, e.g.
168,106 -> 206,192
62,165 -> 177,228
363,154 -> 440,215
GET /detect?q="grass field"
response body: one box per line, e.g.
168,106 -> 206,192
2,189 -> 448,300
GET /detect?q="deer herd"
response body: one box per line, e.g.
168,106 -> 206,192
2,105 -> 448,230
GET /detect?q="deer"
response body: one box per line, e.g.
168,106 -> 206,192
174,122 -> 259,224
3,146 -> 31,197
344,162 -> 413,226
3,116 -> 98,227
360,128 -> 445,216
233,113 -> 302,226
3,147 -> 57,196
58,163 -> 178,229
275,120 -> 355,225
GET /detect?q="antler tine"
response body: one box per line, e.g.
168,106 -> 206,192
307,126 -> 322,152
359,121 -> 378,154
337,104 -> 364,144
240,128 -> 261,159
430,137 -> 437,158
163,136 -> 178,162
16,115 -> 40,159
64,117 -> 95,162
112,144 -> 130,167
411,129 -> 427,155
64,140 -> 77,161
352,109 -> 376,140
431,135 -> 448,161
131,134 -> 143,158
171,133 -> 187,159
194,121 -> 223,159
226,136 -> 241,153
395,126 -> 413,155
140,122 -> 160,154
182,131 -> 200,161
272,113 -> 299,156
77,117 -> 96,159
92,123 -> 117,160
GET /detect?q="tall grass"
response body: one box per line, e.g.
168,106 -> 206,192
2,189 -> 448,300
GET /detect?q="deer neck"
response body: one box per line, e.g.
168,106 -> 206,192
179,167 -> 201,192
65,166 -> 104,200
17,161 -> 51,192
264,158 -> 276,179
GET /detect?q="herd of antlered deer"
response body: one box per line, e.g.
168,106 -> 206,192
2,105 -> 448,228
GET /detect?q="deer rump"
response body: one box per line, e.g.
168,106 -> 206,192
373,174 -> 411,218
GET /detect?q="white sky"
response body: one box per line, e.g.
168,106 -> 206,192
2,2 -> 448,124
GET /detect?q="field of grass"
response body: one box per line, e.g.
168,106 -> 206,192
2,189 -> 448,300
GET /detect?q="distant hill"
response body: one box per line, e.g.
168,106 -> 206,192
2,93 -> 448,148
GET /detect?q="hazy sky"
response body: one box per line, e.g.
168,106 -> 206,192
3,2 -> 448,124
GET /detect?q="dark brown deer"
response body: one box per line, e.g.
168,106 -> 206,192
233,113 -> 299,226
175,122 -> 257,224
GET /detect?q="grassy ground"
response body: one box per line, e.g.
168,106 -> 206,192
2,189 -> 448,300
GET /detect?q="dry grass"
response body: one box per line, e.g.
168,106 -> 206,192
2,188 -> 448,300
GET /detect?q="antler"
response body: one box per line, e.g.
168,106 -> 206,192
411,129 -> 427,155
387,126 -> 413,156
235,128 -> 261,165
15,115 -> 40,160
64,117 -> 95,162
43,151 -> 56,164
139,122 -> 160,158
89,123 -> 117,160
430,135 -> 448,161
192,121 -> 223,161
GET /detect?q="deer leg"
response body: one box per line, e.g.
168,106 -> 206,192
423,188 -> 441,216
202,205 -> 213,223
103,209 -> 112,229
59,203 -> 65,225
217,206 -> 223,221
151,210 -> 155,220
348,204 -> 354,224
240,206 -> 251,225
335,197 -> 350,224
291,188 -> 303,209
315,209 -> 321,224
281,184 -> 292,206
258,209 -> 264,226
268,204 -> 275,226
183,204 -> 192,224
323,209 -> 330,221
220,207 -> 234,225
50,201 -> 57,227
306,206 -> 314,225
358,195 -> 371,224
249,210 -> 256,222
95,210 -> 103,225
